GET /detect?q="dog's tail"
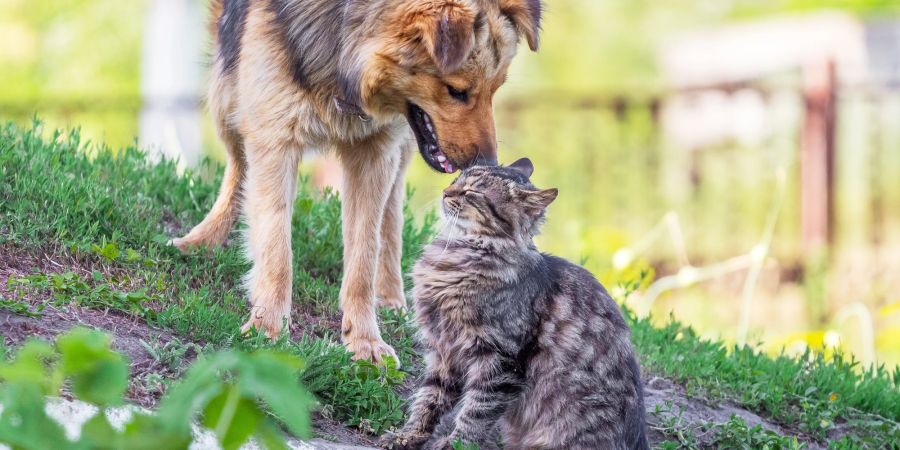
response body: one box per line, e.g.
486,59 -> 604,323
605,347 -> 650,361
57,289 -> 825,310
208,0 -> 224,40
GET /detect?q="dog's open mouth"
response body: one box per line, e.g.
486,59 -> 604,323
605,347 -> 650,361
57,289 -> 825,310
406,103 -> 457,173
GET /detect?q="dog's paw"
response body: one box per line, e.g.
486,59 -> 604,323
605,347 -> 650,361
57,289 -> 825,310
343,333 -> 399,368
168,237 -> 194,253
240,305 -> 289,339
378,430 -> 429,449
377,294 -> 408,311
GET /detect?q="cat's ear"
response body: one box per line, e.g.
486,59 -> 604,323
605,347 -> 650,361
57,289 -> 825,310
509,158 -> 534,178
525,188 -> 558,209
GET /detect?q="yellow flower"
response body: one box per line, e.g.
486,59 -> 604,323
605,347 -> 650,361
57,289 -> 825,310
828,392 -> 838,402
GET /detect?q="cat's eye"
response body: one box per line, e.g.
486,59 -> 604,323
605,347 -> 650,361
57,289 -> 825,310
447,85 -> 469,103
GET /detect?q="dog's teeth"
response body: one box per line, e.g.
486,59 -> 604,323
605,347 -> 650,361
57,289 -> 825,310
426,122 -> 434,133
437,155 -> 447,162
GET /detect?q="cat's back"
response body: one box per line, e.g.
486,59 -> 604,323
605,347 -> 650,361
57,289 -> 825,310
509,254 -> 648,450
538,254 -> 629,332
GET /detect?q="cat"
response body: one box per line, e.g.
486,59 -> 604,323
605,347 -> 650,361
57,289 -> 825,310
380,158 -> 648,450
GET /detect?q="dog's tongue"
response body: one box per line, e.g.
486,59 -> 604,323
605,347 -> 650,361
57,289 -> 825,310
431,147 -> 456,173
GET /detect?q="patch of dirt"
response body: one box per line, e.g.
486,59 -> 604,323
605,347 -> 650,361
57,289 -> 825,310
643,376 -> 824,448
291,304 -> 344,341
312,414 -> 377,447
0,306 -> 188,407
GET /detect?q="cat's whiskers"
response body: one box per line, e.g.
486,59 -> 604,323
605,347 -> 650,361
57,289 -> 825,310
439,208 -> 461,257
430,200 -> 459,241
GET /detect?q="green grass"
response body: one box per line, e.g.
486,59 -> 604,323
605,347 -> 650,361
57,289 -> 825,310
626,298 -> 900,446
1,120 -> 898,447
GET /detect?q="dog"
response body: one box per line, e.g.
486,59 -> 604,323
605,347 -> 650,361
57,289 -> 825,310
170,0 -> 543,363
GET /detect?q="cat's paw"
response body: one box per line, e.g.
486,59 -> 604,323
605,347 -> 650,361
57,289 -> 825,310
423,436 -> 454,450
378,430 -> 430,449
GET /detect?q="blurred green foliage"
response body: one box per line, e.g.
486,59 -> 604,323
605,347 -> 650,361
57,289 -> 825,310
0,327 -> 315,449
0,0 -> 145,146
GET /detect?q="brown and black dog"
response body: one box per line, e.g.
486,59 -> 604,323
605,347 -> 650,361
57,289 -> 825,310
171,0 -> 542,363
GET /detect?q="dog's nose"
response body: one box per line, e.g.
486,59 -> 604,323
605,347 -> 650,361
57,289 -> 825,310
467,132 -> 498,167
471,153 -> 498,167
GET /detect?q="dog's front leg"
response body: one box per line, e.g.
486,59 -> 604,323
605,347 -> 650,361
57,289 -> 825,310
338,131 -> 403,365
239,138 -> 300,339
376,139 -> 414,311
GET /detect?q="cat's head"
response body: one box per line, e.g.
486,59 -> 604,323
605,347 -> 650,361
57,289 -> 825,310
440,157 -> 557,242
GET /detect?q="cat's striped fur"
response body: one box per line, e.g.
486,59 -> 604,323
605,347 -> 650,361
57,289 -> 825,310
381,159 -> 648,449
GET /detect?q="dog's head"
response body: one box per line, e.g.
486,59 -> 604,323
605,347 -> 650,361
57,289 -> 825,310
337,0 -> 542,173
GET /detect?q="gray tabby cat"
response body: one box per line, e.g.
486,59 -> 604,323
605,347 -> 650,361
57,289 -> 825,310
380,158 -> 648,450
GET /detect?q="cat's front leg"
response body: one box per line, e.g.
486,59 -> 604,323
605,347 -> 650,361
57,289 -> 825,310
380,352 -> 461,449
426,352 -> 521,450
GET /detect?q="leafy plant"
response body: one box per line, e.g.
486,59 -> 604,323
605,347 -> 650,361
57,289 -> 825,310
140,337 -> 202,373
0,327 -> 314,449
0,295 -> 42,318
8,271 -> 158,318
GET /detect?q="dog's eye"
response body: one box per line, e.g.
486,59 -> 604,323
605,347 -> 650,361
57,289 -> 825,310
447,85 -> 469,103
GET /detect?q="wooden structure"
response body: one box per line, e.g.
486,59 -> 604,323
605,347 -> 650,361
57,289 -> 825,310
659,12 -> 869,255
800,59 -> 837,253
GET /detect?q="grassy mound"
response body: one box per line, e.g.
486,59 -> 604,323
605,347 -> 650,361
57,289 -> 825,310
1,121 -> 897,448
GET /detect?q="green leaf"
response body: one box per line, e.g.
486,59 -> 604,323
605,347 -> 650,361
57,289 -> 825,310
56,327 -> 129,406
119,412 -> 193,450
125,248 -> 141,262
80,413 -> 119,448
57,328 -> 116,373
0,383 -> 72,449
156,352 -> 239,432
202,384 -> 262,450
236,351 -> 313,439
93,242 -> 121,261
0,340 -> 60,393
256,419 -> 290,450
70,359 -> 130,406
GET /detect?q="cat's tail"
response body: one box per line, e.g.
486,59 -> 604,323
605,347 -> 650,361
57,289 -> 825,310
626,356 -> 650,450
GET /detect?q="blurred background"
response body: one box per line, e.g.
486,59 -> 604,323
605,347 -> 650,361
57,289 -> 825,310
1,0 -> 899,366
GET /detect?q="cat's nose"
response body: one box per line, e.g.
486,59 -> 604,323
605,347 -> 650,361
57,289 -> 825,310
443,186 -> 464,198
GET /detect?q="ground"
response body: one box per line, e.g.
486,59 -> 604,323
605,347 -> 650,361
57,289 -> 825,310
0,122 -> 898,449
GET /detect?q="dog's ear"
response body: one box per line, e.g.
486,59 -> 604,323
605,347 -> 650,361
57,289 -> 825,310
499,0 -> 542,51
420,2 -> 477,74
336,48 -> 389,120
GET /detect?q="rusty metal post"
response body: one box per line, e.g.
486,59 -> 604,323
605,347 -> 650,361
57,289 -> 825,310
800,58 -> 837,255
